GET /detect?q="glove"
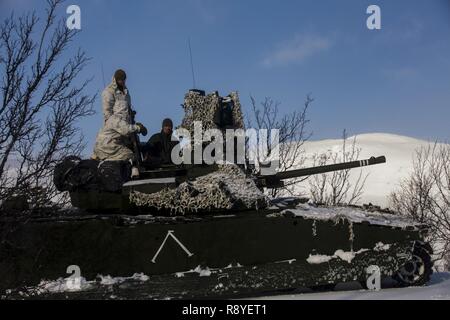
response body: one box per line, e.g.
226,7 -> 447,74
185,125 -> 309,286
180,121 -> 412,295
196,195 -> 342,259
136,122 -> 148,136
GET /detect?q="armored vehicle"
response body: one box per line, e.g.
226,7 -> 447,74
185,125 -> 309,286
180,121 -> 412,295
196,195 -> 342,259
0,90 -> 432,299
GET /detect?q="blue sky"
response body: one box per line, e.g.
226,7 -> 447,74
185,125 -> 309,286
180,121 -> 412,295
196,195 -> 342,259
1,0 -> 450,153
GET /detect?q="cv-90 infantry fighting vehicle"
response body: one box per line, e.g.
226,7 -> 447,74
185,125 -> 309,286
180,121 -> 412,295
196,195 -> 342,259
0,90 -> 432,299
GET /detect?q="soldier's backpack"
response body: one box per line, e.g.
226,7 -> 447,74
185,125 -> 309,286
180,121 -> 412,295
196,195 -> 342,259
54,157 -> 131,193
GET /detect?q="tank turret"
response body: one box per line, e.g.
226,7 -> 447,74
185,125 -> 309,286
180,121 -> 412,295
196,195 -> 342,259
54,90 -> 387,214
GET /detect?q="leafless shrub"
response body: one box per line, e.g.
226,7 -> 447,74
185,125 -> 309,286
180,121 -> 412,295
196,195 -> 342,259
390,143 -> 450,269
0,0 -> 95,210
308,130 -> 368,206
247,94 -> 313,197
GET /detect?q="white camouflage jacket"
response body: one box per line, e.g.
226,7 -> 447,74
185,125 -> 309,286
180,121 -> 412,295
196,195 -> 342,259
92,78 -> 139,161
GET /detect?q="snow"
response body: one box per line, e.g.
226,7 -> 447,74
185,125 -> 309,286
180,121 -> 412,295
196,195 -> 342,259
282,203 -> 422,229
25,273 -> 149,295
334,249 -> 367,263
374,242 -> 391,252
306,254 -> 334,264
174,265 -> 214,277
35,277 -> 93,294
306,249 -> 369,264
251,273 -> 450,300
297,133 -> 447,207
194,266 -> 212,277
99,273 -> 149,285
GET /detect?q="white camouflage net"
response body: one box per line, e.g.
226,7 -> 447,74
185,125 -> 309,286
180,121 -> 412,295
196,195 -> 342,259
129,164 -> 268,214
129,91 -> 263,215
181,91 -> 245,137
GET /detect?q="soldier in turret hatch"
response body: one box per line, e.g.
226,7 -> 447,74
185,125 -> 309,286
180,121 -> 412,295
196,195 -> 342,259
92,69 -> 148,177
142,118 -> 179,166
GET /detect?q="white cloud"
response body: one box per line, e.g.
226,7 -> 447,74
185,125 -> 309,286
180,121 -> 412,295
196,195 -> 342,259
263,33 -> 333,67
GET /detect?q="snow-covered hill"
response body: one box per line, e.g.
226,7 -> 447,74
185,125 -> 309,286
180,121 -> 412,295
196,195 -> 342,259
297,133 -> 442,207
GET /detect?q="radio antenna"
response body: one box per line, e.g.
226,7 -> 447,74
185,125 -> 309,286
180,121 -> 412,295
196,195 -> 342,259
188,38 -> 197,89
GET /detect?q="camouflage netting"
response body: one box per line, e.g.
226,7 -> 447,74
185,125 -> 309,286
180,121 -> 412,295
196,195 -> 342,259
180,90 -> 245,137
129,164 -> 268,214
130,91 -> 263,214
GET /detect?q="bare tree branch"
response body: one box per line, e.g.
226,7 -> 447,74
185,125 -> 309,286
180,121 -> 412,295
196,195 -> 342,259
308,130 -> 369,206
248,94 -> 313,197
0,0 -> 95,210
390,143 -> 450,269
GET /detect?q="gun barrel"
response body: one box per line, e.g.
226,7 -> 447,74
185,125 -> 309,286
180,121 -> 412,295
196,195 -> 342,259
258,156 -> 386,187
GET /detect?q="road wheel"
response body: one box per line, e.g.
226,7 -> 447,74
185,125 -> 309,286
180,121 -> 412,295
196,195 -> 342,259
394,242 -> 433,287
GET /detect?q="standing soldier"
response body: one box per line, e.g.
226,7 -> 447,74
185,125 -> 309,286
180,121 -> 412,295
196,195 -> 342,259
92,69 -> 147,177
